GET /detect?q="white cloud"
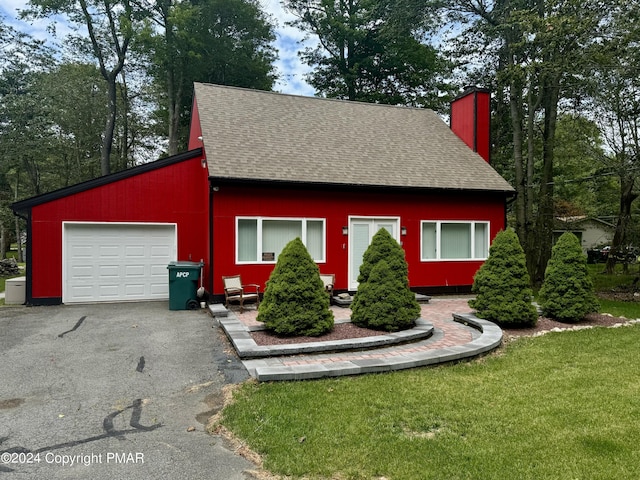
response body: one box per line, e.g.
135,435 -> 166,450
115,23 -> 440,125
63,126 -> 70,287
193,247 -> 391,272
260,0 -> 316,97
2,0 -> 315,96
1,0 -> 74,47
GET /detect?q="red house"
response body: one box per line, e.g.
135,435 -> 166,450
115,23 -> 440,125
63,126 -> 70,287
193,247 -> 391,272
12,84 -> 513,306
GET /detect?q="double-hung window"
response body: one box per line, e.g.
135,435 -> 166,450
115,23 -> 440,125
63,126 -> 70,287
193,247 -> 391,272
236,217 -> 325,263
421,221 -> 489,261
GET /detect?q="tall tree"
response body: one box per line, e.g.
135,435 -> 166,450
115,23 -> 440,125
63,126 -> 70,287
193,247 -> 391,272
444,0 -> 613,284
285,0 -> 450,109
137,0 -> 278,155
589,3 -> 640,274
0,20 -> 54,261
23,0 -> 144,175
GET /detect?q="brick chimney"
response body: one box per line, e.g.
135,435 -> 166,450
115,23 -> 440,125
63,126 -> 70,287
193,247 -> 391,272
450,87 -> 491,163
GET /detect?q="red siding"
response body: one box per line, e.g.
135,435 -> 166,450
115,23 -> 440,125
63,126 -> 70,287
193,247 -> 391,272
451,88 -> 491,163
188,98 -> 203,151
29,156 -> 210,301
210,184 -> 506,296
475,91 -> 491,162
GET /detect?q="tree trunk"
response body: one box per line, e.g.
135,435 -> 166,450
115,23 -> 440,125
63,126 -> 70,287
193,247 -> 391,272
606,174 -> 638,274
530,80 -> 560,285
14,217 -> 23,263
13,174 -> 24,263
510,64 -> 527,247
0,224 -> 6,260
101,76 -> 117,175
164,1 -> 181,156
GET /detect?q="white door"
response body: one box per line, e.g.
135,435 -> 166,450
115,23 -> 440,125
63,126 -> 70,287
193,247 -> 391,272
63,223 -> 177,303
348,217 -> 399,290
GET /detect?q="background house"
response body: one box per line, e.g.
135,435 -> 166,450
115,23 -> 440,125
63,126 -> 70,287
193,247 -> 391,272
553,216 -> 614,252
13,84 -> 514,305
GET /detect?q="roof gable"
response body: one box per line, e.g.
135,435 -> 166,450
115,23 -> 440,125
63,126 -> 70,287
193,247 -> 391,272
194,83 -> 514,193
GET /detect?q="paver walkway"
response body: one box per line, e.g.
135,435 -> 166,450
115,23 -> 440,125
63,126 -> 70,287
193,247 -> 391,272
214,297 -> 503,381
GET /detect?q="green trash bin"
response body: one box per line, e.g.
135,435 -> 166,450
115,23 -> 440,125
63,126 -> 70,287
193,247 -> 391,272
167,261 -> 204,310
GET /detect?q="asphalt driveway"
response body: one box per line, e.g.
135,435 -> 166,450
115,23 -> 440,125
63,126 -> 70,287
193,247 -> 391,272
0,302 -> 254,479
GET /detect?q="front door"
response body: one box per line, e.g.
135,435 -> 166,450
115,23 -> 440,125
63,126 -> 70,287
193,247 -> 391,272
348,217 -> 400,290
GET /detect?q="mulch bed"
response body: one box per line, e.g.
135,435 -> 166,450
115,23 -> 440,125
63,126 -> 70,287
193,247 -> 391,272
250,294 -> 640,346
251,323 -> 387,346
503,312 -> 632,338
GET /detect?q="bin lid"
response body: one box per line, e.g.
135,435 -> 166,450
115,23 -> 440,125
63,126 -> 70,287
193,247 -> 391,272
167,261 -> 204,268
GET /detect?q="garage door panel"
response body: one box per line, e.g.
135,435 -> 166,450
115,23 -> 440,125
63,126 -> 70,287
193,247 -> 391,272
99,264 -> 120,277
70,265 -> 94,277
98,287 -> 120,299
124,284 -> 145,297
64,223 -> 176,303
70,245 -> 95,258
68,285 -> 94,298
99,245 -> 122,258
150,245 -> 172,257
149,283 -> 168,295
125,264 -> 145,277
125,245 -> 145,257
150,264 -> 167,276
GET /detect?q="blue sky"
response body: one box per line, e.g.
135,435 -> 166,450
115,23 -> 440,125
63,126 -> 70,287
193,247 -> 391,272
1,0 -> 316,97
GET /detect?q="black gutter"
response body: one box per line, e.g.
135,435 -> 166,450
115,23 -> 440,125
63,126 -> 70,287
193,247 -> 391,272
210,176 -> 515,197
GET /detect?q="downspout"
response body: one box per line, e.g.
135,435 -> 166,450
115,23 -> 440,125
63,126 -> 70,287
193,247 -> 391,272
209,180 -> 215,296
13,209 -> 32,305
505,193 -> 517,230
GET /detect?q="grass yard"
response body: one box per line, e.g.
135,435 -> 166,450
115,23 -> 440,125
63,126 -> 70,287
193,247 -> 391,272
221,324 -> 640,479
588,262 -> 640,290
220,264 -> 640,479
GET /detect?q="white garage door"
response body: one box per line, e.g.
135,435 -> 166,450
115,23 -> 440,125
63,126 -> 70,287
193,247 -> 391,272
63,223 -> 177,303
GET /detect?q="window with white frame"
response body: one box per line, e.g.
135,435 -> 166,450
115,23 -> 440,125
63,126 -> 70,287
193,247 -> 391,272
237,217 -> 325,263
421,221 -> 489,261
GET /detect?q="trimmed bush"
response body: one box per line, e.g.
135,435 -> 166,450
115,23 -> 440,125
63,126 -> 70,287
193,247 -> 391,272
357,228 -> 409,285
351,229 -> 420,331
257,237 -> 334,336
538,232 -> 599,322
469,229 -> 538,326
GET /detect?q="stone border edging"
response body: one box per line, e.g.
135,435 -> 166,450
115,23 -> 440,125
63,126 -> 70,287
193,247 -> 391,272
218,315 -> 434,358
250,312 -> 503,381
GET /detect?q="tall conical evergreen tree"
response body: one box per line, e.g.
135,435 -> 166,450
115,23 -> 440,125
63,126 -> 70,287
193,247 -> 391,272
539,232 -> 599,322
351,228 -> 420,331
469,229 -> 538,326
257,237 -> 334,336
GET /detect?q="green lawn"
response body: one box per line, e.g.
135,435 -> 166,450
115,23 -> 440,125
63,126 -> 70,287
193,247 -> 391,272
219,263 -> 640,479
222,325 -> 640,479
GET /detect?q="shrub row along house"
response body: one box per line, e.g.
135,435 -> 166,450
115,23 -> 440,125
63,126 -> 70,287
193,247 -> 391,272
11,84 -> 514,306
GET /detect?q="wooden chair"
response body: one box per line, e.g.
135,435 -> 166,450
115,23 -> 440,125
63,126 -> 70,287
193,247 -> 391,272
320,274 -> 335,304
222,275 -> 260,313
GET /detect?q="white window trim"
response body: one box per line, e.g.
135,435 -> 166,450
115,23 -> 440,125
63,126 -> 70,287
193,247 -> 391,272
235,217 -> 326,264
420,220 -> 490,262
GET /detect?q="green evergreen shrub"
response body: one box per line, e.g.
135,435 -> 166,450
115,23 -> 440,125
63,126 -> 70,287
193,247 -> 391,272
538,232 -> 599,322
257,237 -> 334,336
357,228 -> 409,285
469,229 -> 538,326
351,229 -> 420,331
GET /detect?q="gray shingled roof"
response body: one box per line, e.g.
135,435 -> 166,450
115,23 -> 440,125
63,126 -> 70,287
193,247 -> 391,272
194,83 -> 514,192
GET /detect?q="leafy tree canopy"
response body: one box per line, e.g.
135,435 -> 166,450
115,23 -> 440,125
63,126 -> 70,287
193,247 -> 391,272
285,0 -> 451,109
